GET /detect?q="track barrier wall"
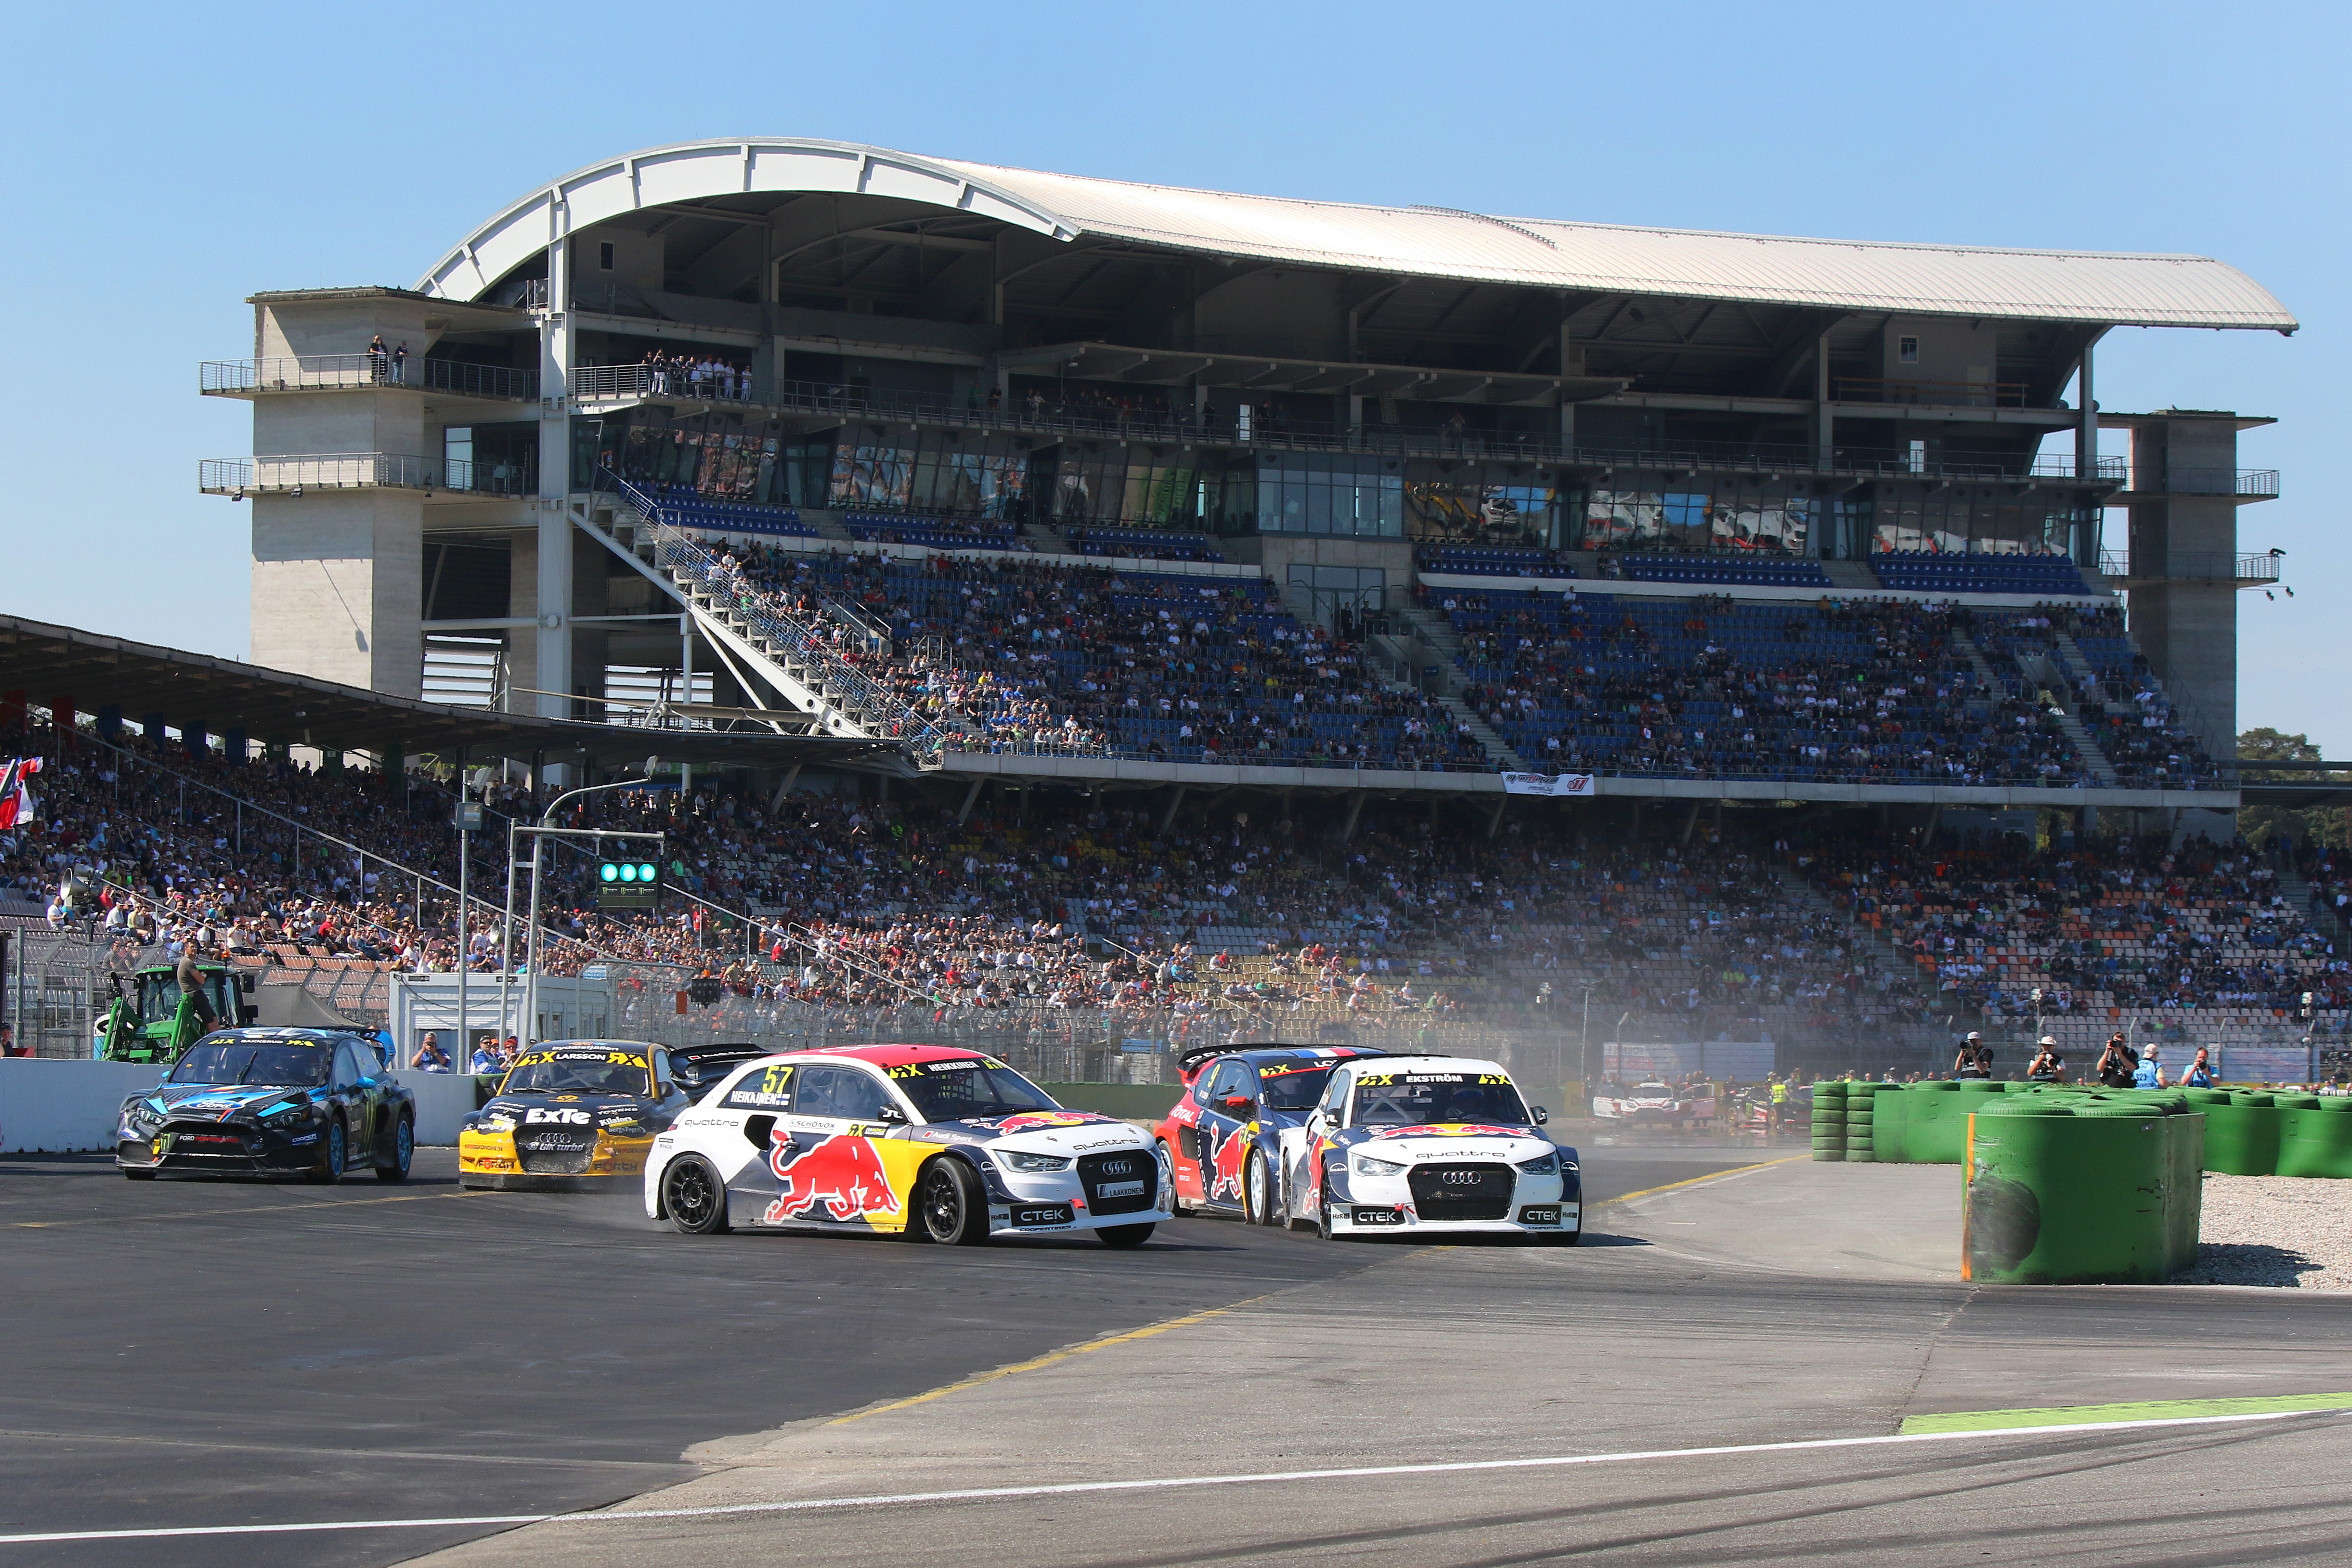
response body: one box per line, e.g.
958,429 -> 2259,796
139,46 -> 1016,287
0,1057 -> 166,1153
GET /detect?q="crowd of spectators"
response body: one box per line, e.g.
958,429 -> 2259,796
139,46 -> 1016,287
707,542 -> 1490,769
1803,827 -> 2343,1026
639,350 -> 753,401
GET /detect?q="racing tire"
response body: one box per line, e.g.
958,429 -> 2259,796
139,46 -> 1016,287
662,1155 -> 731,1235
1097,1223 -> 1155,1249
122,1167 -> 157,1181
1316,1190 -> 1337,1241
919,1157 -> 989,1246
1157,1140 -> 1191,1217
374,1114 -> 413,1183
1243,1148 -> 1278,1227
305,1121 -> 347,1185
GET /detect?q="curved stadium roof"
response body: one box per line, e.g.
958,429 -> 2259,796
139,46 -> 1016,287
420,138 -> 2294,332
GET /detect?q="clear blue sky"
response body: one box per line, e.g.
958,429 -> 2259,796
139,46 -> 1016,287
1,2 -> 2341,746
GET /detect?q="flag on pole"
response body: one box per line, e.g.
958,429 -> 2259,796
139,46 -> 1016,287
0,757 -> 42,829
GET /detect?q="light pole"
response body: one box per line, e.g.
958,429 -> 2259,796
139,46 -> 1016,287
518,761 -> 665,1048
454,793 -> 481,1068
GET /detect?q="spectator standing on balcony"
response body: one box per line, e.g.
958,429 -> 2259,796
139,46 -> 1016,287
368,335 -> 389,384
391,342 -> 409,385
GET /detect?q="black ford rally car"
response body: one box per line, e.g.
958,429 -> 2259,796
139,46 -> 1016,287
115,1027 -> 416,1183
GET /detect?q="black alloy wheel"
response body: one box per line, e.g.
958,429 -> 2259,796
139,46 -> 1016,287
919,1157 -> 988,1245
1096,1223 -> 1155,1248
663,1155 -> 731,1234
1243,1148 -> 1277,1226
375,1114 -> 413,1182
1317,1186 -> 1336,1241
305,1121 -> 347,1185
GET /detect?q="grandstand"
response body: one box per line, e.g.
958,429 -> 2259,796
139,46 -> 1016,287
83,139 -> 2334,1078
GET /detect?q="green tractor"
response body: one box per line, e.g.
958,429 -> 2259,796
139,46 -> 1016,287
95,964 -> 260,1064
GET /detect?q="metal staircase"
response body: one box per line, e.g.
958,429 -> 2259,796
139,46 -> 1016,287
576,477 -> 970,765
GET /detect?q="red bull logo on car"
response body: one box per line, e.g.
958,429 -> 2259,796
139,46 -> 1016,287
989,1110 -> 1117,1133
1206,1122 -> 1252,1203
1366,1124 -> 1527,1140
765,1130 -> 900,1223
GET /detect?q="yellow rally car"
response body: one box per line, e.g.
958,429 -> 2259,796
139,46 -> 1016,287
459,1041 -> 695,1190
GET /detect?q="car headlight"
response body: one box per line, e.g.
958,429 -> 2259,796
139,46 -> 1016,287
469,1114 -> 516,1134
123,1101 -> 163,1131
1352,1154 -> 1406,1177
602,1121 -> 649,1138
1515,1153 -> 1559,1175
262,1101 -> 312,1127
998,1151 -> 1071,1173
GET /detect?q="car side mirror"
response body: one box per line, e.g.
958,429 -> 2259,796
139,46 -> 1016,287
1533,1106 -> 1549,1125
877,1105 -> 907,1123
1221,1095 -> 1255,1116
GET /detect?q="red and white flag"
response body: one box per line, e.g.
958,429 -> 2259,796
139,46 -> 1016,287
0,757 -> 41,830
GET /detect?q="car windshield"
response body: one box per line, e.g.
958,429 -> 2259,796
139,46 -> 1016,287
169,1041 -> 331,1087
1351,1072 -> 1530,1128
1633,1083 -> 1676,1096
502,1054 -> 651,1096
895,1060 -> 1059,1122
1257,1065 -> 1336,1111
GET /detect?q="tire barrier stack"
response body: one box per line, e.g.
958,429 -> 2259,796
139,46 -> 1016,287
1811,1081 -> 1846,1161
1843,1081 -> 1884,1163
1962,1091 -> 2203,1285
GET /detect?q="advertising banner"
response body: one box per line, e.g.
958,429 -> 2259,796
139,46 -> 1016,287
1500,772 -> 1597,797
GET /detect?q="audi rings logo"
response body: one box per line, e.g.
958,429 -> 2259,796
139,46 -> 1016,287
1099,1159 -> 1134,1176
1439,1170 -> 1483,1184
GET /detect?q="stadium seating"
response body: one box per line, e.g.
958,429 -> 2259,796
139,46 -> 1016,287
1416,545 -> 1572,579
1869,551 -> 2092,596
651,485 -> 815,539
1067,526 -> 1226,563
1620,555 -> 1829,589
844,512 -> 1018,551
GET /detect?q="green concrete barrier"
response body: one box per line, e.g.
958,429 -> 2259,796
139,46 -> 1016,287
2203,1093 -> 2285,1177
1871,1086 -> 1912,1163
2277,1097 -> 2352,1179
1963,1101 -> 2203,1285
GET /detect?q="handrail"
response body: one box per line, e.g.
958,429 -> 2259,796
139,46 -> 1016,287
198,453 -> 535,496
578,365 -> 2123,488
2097,548 -> 2281,584
201,356 -> 539,401
2125,467 -> 2281,499
1832,376 -> 2030,409
597,470 -> 970,757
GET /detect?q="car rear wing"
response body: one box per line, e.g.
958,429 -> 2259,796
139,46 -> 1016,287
667,1043 -> 776,1096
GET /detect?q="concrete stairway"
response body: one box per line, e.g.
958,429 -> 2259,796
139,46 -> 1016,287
1392,605 -> 1522,767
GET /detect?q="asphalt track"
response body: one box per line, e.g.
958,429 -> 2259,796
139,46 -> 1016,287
0,1133 -> 1758,1567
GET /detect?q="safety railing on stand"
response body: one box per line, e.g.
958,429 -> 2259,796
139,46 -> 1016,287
595,471 -> 975,763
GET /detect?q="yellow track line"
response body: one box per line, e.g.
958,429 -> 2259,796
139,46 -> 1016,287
829,1293 -> 1272,1426
1592,1155 -> 1809,1209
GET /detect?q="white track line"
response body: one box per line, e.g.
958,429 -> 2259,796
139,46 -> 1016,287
0,1409 -> 2318,1546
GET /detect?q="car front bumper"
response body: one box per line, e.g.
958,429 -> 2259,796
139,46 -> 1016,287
461,1128 -> 652,1188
